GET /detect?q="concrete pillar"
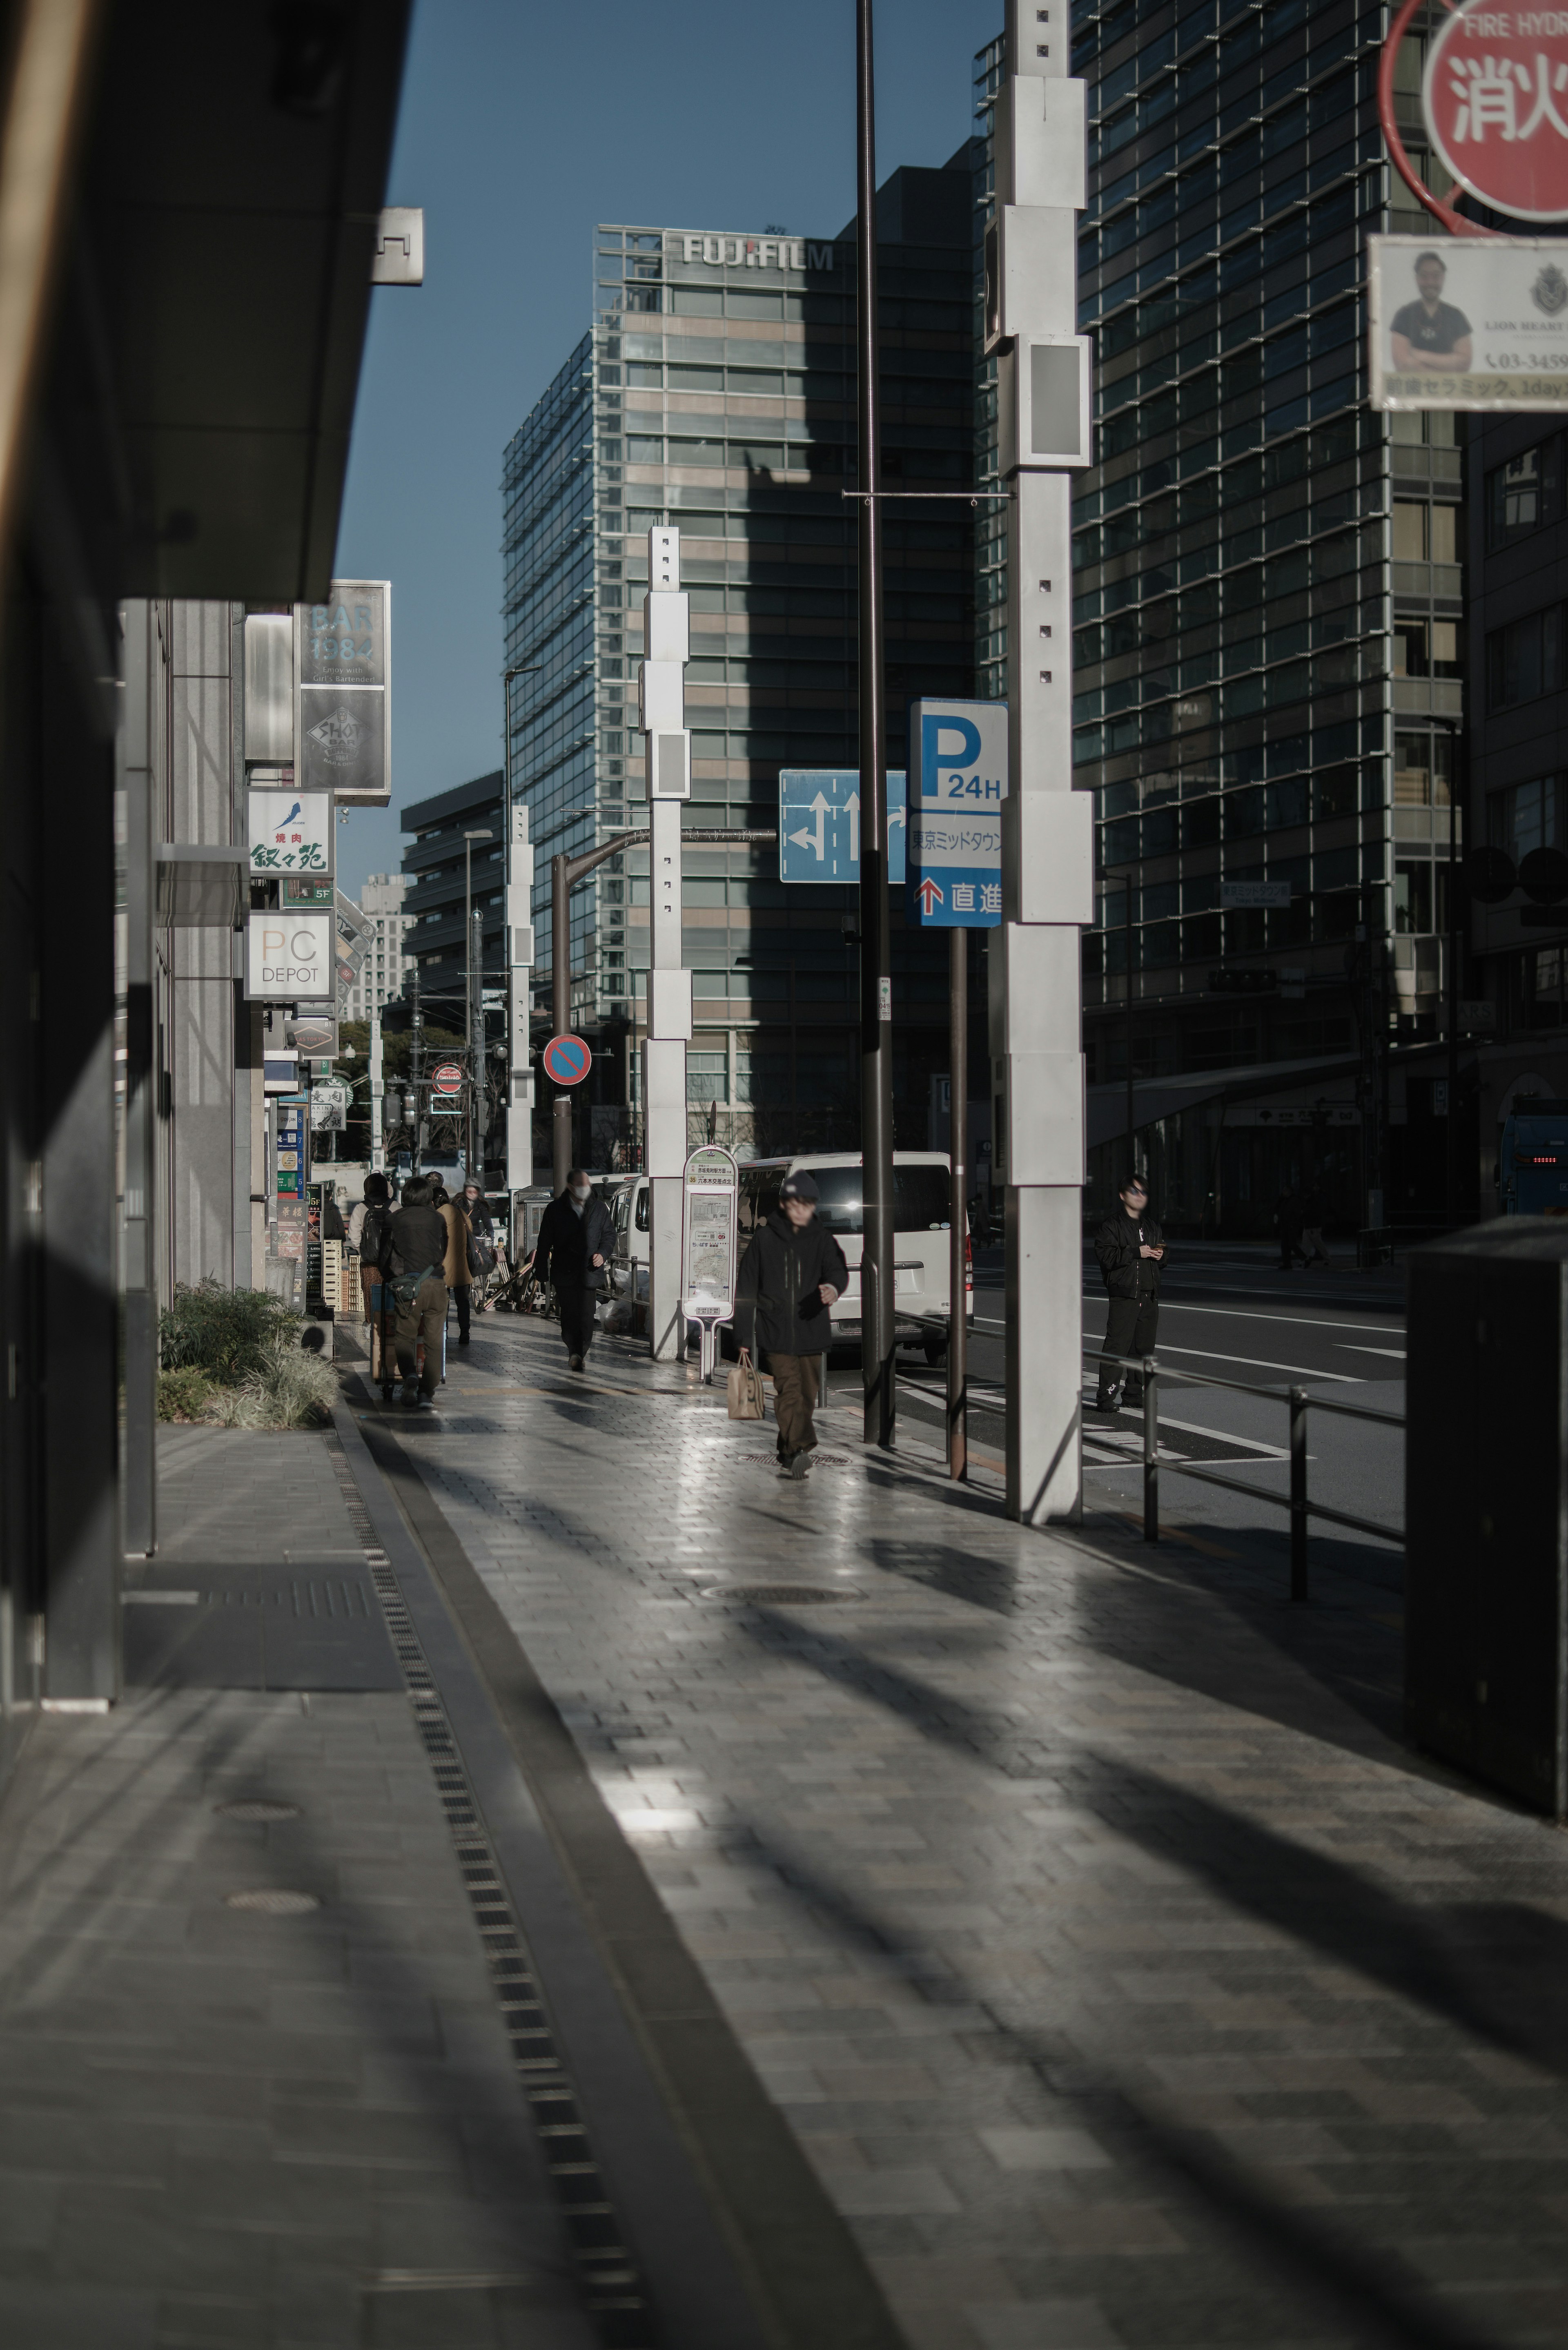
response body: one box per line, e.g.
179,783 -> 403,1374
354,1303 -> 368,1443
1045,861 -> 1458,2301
639,528 -> 691,1362
994,0 -> 1094,1524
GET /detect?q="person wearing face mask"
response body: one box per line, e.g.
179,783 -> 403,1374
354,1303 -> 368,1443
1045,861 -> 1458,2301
532,1170 -> 615,1372
734,1169 -> 847,1478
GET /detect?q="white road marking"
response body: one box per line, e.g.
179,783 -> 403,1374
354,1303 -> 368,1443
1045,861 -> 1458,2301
1083,1298 -> 1405,1338
1142,1342 -> 1363,1383
1339,1345 -> 1406,1359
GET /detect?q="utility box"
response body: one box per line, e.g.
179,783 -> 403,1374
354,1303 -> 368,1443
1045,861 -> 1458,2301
1406,1219 -> 1568,1815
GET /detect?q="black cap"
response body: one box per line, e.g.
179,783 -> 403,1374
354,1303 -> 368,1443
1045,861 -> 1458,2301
780,1170 -> 820,1202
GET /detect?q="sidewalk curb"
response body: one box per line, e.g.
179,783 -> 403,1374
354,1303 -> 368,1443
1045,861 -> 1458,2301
332,1391 -> 910,2350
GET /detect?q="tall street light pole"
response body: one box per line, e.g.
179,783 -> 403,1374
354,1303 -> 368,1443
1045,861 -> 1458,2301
463,826 -> 492,1182
856,0 -> 895,1451
501,666 -> 540,1200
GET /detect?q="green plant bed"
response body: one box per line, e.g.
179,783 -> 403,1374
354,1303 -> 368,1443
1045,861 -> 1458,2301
157,1281 -> 336,1429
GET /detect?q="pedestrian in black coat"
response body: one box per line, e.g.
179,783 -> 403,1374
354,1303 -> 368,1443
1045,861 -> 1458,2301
735,1169 -> 849,1477
1092,1175 -> 1166,1410
534,1172 -> 615,1371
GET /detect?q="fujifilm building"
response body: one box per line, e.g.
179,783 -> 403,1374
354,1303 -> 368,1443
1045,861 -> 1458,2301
501,169 -> 980,1175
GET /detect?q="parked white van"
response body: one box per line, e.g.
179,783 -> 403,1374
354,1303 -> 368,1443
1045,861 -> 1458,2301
608,1152 -> 969,1359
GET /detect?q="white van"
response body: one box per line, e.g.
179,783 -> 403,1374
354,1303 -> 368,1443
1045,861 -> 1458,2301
609,1152 -> 969,1359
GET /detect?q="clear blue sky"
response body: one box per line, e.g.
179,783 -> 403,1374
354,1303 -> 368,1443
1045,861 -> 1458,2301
331,0 -> 1000,902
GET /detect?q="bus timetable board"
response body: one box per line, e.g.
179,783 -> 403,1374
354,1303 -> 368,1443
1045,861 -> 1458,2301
681,1146 -> 738,1349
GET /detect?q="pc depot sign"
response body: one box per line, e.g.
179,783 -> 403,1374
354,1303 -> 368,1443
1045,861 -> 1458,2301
245,913 -> 334,1001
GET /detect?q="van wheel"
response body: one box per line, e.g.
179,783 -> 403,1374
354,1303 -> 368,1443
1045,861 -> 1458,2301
923,1339 -> 947,1365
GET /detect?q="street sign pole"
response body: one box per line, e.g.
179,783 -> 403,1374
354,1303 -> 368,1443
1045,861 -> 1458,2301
640,525 -> 693,1364
550,850 -> 574,1195
856,0 -> 895,1451
949,929 -> 967,1481
993,0 -> 1096,1525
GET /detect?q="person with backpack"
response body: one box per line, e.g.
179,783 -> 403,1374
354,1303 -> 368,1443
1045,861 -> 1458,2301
353,1172 -> 394,1391
378,1174 -> 448,1409
734,1169 -> 847,1478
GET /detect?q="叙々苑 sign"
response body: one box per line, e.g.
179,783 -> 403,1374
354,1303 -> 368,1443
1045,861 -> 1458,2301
779,770 -> 906,883
248,789 -> 332,875
1370,232 -> 1568,409
542,1034 -> 592,1086
245,913 -> 334,1002
1423,0 -> 1568,224
907,699 -> 1007,930
681,1144 -> 738,1324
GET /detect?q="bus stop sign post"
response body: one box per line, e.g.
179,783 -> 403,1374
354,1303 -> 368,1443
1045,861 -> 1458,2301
680,1144 -> 738,1383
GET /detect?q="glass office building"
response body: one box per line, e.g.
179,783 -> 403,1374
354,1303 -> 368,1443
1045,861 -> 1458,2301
502,173 -> 977,1170
975,7 -> 1466,1232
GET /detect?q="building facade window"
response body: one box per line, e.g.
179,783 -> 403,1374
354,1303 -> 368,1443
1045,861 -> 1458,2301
1486,437 -> 1563,550
1486,606 -> 1566,711
1488,774 -> 1566,861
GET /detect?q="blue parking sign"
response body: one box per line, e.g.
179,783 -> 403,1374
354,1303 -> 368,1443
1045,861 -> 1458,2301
907,699 -> 1007,929
779,770 -> 906,884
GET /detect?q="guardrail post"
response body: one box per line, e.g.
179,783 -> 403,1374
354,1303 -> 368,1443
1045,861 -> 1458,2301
1289,1384 -> 1309,1602
1143,1356 -> 1158,1543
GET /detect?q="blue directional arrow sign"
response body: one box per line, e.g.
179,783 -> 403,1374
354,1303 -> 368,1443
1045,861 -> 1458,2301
907,698 -> 1007,930
778,770 -> 906,884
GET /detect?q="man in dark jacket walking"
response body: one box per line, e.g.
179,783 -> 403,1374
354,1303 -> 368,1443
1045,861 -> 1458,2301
534,1171 -> 615,1370
735,1169 -> 849,1477
377,1175 -> 448,1409
1093,1175 -> 1166,1411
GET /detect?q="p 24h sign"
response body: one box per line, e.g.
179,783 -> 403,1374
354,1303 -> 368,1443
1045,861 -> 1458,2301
906,698 -> 1008,931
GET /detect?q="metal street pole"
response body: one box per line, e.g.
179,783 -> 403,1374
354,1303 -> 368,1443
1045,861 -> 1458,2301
856,0 -> 895,1450
948,928 -> 967,1480
369,1002 -> 384,1173
1445,727 -> 1461,1228
463,826 -> 492,1186
1124,873 -> 1136,1184
502,666 -> 539,1199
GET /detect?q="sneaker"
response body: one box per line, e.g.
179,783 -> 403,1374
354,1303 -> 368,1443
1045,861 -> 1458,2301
569,1353 -> 584,1372
787,1453 -> 811,1479
418,1394 -> 437,1413
401,1382 -> 419,1407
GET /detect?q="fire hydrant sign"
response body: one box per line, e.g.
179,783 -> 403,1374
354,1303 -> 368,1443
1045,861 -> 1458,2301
1424,0 -> 1568,222
1370,233 -> 1568,408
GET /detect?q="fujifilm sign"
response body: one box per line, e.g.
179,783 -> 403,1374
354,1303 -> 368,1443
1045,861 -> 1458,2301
675,233 -> 836,270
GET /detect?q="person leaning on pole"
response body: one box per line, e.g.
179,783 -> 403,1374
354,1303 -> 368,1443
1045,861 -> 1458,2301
734,1168 -> 847,1480
1091,1173 -> 1166,1415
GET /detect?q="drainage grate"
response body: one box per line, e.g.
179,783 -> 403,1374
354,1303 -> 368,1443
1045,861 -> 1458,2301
321,1429 -> 655,2350
224,1888 -> 320,1914
703,1584 -> 862,1606
215,1799 -> 301,1822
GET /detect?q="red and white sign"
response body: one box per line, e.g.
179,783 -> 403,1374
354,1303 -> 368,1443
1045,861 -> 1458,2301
430,1062 -> 464,1096
1424,1 -> 1568,223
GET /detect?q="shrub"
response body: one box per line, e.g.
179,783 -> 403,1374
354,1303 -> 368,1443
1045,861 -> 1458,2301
159,1280 -> 300,1384
156,1366 -> 214,1422
205,1336 -> 336,1431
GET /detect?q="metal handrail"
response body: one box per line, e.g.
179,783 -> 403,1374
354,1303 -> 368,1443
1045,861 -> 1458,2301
1084,1346 -> 1404,1602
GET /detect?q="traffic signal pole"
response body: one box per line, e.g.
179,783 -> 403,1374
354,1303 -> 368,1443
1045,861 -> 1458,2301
855,0 -> 896,1450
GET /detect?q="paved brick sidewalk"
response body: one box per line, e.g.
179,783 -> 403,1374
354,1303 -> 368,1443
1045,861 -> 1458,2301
371,1309 -> 1568,2350
0,1427 -> 597,2350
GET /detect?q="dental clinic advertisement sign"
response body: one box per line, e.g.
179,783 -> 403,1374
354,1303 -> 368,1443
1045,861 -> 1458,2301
1370,233 -> 1568,409
907,699 -> 1008,929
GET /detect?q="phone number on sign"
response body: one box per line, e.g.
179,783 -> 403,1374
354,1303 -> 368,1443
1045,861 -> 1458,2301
1486,352 -> 1568,370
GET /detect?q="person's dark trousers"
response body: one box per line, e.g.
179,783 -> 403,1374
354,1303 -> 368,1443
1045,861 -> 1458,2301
1096,1293 -> 1158,1408
770,1353 -> 820,1458
559,1287 -> 596,1362
452,1286 -> 471,1342
394,1277 -> 447,1399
